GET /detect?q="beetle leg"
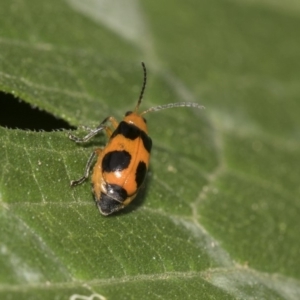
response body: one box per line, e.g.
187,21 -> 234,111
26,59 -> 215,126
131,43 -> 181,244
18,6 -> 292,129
102,116 -> 118,138
68,116 -> 119,142
70,150 -> 98,186
106,116 -> 119,129
68,127 -> 106,143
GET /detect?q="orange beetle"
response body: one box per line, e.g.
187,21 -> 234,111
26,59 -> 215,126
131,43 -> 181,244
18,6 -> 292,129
69,63 -> 204,215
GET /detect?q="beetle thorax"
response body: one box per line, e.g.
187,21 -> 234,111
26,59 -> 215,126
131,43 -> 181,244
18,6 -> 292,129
123,113 -> 148,133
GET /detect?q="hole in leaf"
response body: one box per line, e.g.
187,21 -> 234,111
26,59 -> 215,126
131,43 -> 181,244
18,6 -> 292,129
0,91 -> 75,131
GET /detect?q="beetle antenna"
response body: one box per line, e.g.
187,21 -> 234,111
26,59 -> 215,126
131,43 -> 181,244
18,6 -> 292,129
141,102 -> 205,115
135,62 -> 147,112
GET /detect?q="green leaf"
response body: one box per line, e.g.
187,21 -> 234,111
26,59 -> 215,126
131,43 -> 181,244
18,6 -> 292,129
0,0 -> 299,299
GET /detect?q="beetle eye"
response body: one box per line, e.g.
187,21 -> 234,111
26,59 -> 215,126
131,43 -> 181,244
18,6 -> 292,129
125,111 -> 132,116
143,117 -> 147,123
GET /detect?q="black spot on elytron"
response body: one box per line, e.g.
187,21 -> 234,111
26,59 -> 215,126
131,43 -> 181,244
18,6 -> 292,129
135,161 -> 147,188
110,121 -> 152,153
105,183 -> 128,201
102,150 -> 131,173
111,121 -> 140,140
125,111 -> 132,116
140,131 -> 152,153
97,193 -> 124,215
